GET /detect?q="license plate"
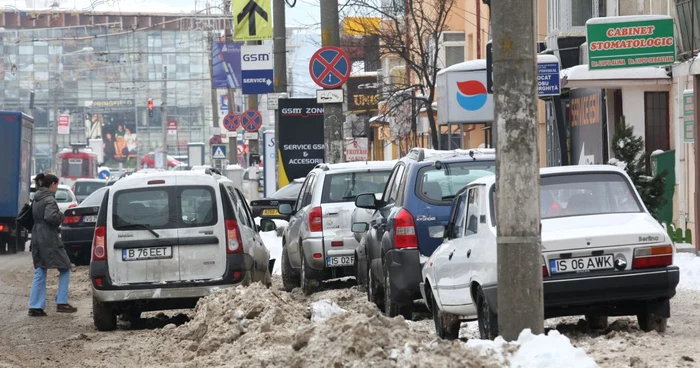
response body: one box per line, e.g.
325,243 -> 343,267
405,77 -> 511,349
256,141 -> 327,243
83,215 -> 97,223
326,255 -> 354,267
122,247 -> 172,261
549,254 -> 614,274
262,208 -> 280,216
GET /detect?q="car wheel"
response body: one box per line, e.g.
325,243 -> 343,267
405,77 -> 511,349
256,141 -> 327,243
300,249 -> 318,296
585,314 -> 608,330
431,288 -> 460,340
638,312 -> 667,333
93,297 -> 117,331
476,286 -> 499,340
281,246 -> 299,292
355,250 -> 367,290
7,235 -> 17,254
367,264 -> 384,312
384,266 -> 412,320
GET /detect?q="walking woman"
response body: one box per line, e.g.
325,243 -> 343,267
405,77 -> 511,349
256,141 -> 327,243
28,173 -> 77,316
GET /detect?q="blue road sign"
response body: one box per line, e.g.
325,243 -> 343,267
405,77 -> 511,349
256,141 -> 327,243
242,69 -> 274,95
223,113 -> 240,132
241,109 -> 263,132
309,46 -> 351,89
538,62 -> 560,97
211,144 -> 227,160
98,169 -> 110,180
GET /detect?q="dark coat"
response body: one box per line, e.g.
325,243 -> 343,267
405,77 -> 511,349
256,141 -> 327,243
31,188 -> 72,270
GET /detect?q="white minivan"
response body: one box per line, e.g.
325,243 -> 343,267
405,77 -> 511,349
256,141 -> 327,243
89,170 -> 273,331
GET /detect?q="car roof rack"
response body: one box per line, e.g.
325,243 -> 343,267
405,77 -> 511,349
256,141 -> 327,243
314,163 -> 330,171
407,147 -> 496,162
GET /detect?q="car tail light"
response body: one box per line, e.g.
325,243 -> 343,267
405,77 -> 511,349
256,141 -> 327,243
542,264 -> 549,277
632,245 -> 673,269
309,206 -> 323,232
0,224 -> 6,232
331,240 -> 343,247
63,215 -> 82,224
68,204 -> 78,209
225,219 -> 243,254
394,209 -> 418,249
92,226 -> 107,261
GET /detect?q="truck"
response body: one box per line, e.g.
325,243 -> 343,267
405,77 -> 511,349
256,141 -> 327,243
0,111 -> 34,254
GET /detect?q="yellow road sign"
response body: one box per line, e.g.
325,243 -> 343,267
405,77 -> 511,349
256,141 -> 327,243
233,0 -> 272,41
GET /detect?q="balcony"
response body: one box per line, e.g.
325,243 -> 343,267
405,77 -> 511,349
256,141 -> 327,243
674,0 -> 700,58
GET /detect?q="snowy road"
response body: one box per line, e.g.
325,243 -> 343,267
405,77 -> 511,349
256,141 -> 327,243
0,249 -> 699,367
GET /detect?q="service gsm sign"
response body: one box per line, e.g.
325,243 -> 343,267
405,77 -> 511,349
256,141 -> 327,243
586,15 -> 675,70
241,44 -> 274,95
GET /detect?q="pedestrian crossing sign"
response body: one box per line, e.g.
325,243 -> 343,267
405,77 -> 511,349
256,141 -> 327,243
212,144 -> 227,159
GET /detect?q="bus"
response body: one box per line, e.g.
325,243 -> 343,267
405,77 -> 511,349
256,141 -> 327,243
56,145 -> 98,188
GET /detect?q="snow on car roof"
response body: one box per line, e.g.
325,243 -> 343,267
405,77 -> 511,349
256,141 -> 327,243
469,165 -> 628,186
317,160 -> 397,172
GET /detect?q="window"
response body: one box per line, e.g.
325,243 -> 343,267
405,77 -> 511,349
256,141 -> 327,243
295,174 -> 316,211
644,92 -> 670,171
114,189 -> 170,228
80,187 -> 108,207
55,189 -> 72,203
465,188 -> 480,236
571,0 -> 605,27
74,181 -> 104,196
417,161 -> 495,204
437,31 -> 466,68
180,188 -> 217,227
386,165 -> 405,204
321,170 -> 392,203
63,159 -> 82,177
271,181 -> 303,199
450,192 -> 467,239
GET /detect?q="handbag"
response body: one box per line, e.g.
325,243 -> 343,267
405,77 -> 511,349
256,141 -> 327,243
16,202 -> 34,231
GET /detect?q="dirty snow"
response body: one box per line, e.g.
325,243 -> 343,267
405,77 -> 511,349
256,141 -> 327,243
608,158 -> 627,170
675,253 -> 700,292
310,300 -> 346,322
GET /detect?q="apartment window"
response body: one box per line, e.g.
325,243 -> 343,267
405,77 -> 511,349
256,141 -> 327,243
644,92 -> 669,171
440,31 -> 466,68
571,0 -> 606,27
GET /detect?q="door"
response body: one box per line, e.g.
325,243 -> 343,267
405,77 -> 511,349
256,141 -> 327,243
110,186 -> 180,284
234,187 -> 267,278
435,191 -> 467,306
177,184 -> 226,282
287,173 -> 315,259
450,187 -> 483,308
644,91 -> 670,171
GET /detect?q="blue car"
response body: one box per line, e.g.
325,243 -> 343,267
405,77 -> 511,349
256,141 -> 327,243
353,148 -> 496,319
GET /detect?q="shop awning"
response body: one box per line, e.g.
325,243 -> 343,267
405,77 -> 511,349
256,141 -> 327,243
561,64 -> 671,88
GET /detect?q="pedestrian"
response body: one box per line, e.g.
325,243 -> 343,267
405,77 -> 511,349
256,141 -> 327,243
28,173 -> 77,317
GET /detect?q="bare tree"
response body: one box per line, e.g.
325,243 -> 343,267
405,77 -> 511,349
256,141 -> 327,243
343,0 -> 456,149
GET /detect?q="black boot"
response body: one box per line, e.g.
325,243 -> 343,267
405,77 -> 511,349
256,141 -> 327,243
56,304 -> 77,313
28,308 -> 47,317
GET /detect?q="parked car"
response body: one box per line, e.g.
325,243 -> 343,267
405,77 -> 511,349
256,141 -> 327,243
140,152 -> 183,169
54,184 -> 78,212
250,178 -> 305,220
278,161 -> 395,295
421,165 -> 679,340
72,178 -> 106,203
61,186 -> 108,265
353,148 -> 496,319
89,170 -> 274,331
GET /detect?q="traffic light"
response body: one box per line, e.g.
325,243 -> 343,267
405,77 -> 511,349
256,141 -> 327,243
148,98 -> 154,117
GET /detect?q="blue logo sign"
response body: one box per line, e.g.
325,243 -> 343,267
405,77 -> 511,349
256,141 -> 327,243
98,169 -> 110,180
456,80 -> 488,111
212,42 -> 242,89
537,62 -> 560,97
242,69 -> 274,95
211,144 -> 227,159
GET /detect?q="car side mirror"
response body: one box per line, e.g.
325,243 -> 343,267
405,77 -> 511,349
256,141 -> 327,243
351,222 -> 369,233
429,225 -> 445,239
355,193 -> 379,209
259,218 -> 277,232
278,203 -> 294,215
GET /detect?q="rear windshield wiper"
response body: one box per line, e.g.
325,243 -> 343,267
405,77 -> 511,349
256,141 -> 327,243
113,223 -> 160,238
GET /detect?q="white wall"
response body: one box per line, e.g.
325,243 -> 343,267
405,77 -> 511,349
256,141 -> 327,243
621,84 -> 672,140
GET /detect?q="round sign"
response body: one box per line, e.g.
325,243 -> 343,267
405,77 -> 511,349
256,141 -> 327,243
98,169 -> 110,180
209,134 -> 222,145
309,46 -> 351,89
223,113 -> 240,132
241,109 -> 263,132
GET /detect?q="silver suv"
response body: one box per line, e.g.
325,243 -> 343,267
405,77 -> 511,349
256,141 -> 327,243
89,170 -> 273,331
279,161 -> 395,294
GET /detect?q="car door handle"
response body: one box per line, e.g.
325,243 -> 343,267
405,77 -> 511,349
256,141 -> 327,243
467,249 -> 471,258
448,250 -> 454,260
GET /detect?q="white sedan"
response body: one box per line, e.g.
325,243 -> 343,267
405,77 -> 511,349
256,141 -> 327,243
30,184 -> 78,212
420,165 -> 679,340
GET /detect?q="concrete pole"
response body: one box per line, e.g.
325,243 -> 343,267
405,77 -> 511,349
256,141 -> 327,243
209,33 -> 221,129
320,0 -> 345,164
492,0 -> 544,341
273,0 -> 287,189
51,71 -> 59,174
225,0 -> 238,167
693,75 -> 700,254
161,65 -> 169,168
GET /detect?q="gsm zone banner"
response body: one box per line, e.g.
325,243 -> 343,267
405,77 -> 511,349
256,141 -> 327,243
277,98 -> 325,186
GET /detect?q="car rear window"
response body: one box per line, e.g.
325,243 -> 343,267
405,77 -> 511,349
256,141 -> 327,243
80,187 -> 108,207
112,186 -> 217,229
75,181 -> 104,196
270,182 -> 302,199
321,170 -> 392,203
55,189 -> 73,203
417,161 -> 495,204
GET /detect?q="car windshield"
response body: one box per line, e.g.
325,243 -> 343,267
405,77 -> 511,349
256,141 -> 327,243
540,172 -> 642,219
75,181 -> 104,196
418,161 -> 495,203
80,187 -> 108,207
270,182 -> 303,199
322,170 -> 392,203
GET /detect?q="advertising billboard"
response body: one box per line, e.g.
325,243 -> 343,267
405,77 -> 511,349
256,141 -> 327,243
347,75 -> 379,113
569,88 -> 606,165
436,61 -> 494,125
86,99 -> 137,165
277,98 -> 325,187
212,42 -> 242,89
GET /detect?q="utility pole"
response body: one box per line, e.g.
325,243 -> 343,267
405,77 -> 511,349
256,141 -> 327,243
161,65 -> 169,168
51,71 -> 59,174
492,0 -> 544,341
226,0 -> 238,167
273,0 -> 288,188
247,39 -> 261,168
320,0 -> 345,163
209,33 -> 220,130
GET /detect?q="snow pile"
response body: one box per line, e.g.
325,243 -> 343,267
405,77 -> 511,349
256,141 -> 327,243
259,229 -> 283,275
608,158 -> 627,170
466,330 -> 597,368
675,253 -> 700,292
310,300 -> 346,322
